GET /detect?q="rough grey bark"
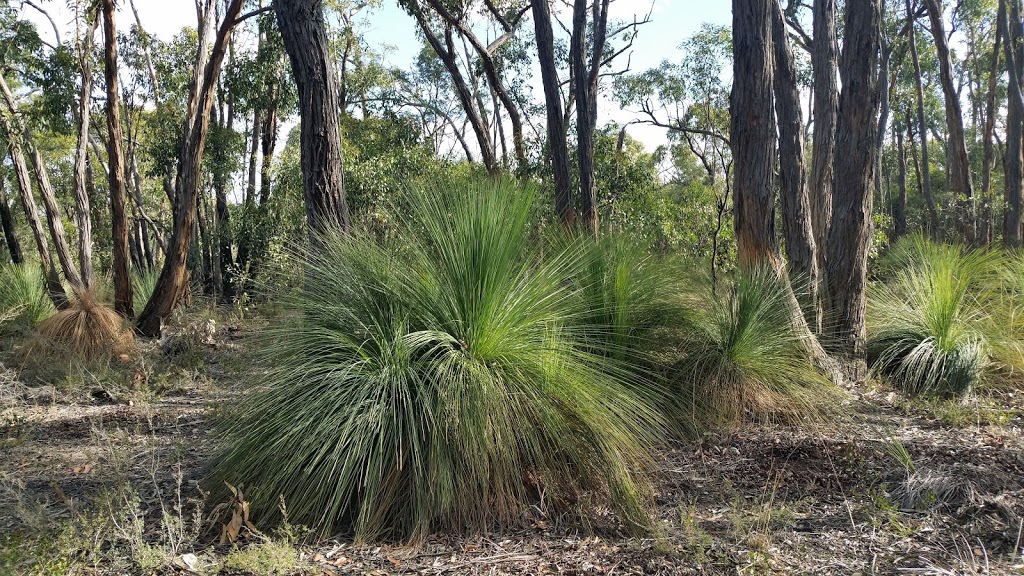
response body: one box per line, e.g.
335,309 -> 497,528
907,0 -> 941,237
771,0 -> 819,329
824,0 -> 882,381
137,0 -> 244,336
924,0 -> 975,243
532,0 -> 574,226
571,0 -> 600,232
731,0 -> 779,266
981,5 -> 1002,245
276,0 -> 352,231
1000,0 -> 1024,247
0,169 -> 22,264
810,0 -> 839,276
103,0 -> 134,317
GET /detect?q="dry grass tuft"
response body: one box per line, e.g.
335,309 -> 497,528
29,291 -> 136,361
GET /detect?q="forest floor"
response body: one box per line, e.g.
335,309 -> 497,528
2,306 -> 1024,575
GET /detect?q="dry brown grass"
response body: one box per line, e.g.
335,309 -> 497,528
28,291 -> 135,361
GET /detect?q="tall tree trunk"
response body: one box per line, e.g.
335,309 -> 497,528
894,121 -> 909,239
4,147 -> 67,307
771,0 -> 820,329
137,0 -> 244,336
924,0 -> 975,243
907,0 -> 941,237
824,0 -> 882,381
0,170 -> 23,264
981,9 -> 1002,246
1000,0 -> 1024,247
245,109 -> 261,208
532,0 -> 574,226
258,105 -> 277,207
571,0 -> 599,233
103,0 -> 134,318
275,0 -> 352,232
731,0 -> 778,267
810,0 -> 839,278
73,16 -> 100,289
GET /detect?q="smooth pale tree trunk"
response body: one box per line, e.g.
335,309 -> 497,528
137,0 -> 244,336
275,0 -> 352,232
894,123 -> 909,239
731,0 -> 779,267
907,0 -> 941,237
924,0 -> 975,243
824,0 -> 883,381
981,8 -> 1002,245
72,16 -> 100,289
0,170 -> 23,264
1000,0 -> 1024,247
103,0 -> 134,317
810,0 -> 839,278
532,0 -> 574,226
771,0 -> 819,329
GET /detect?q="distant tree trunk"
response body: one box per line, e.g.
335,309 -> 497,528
771,0 -> 819,328
137,0 -> 244,337
907,0 -> 941,237
73,16 -> 100,289
874,35 -> 892,203
0,171 -> 23,264
103,0 -> 134,318
981,8 -> 1002,245
275,0 -> 352,232
532,0 -> 574,226
824,0 -> 882,380
810,0 -> 839,278
245,110 -> 261,208
258,104 -> 277,207
1000,0 -> 1024,247
731,0 -> 779,267
894,121 -> 909,239
924,0 -> 975,243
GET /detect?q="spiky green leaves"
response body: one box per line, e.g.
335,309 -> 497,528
214,179 -> 666,542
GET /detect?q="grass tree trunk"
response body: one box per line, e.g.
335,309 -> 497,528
532,0 -> 574,226
907,0 -> 941,237
924,0 -> 975,244
771,0 -> 819,330
824,0 -> 883,381
810,0 -> 839,280
1000,0 -> 1024,247
73,16 -> 100,290
731,0 -> 779,267
0,171 -> 23,264
137,0 -> 245,337
103,0 -> 134,318
275,0 -> 352,233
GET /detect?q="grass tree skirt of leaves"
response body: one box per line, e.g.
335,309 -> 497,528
867,235 -> 1018,398
212,178 -> 668,542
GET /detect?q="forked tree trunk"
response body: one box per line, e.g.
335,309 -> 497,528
924,0 -> 975,243
275,0 -> 352,232
771,0 -> 819,329
824,0 -> 883,381
72,16 -> 100,289
907,0 -> 941,237
136,0 -> 245,336
103,0 -> 134,317
810,0 -> 839,279
532,0 -> 574,226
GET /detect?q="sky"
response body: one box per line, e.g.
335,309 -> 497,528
17,0 -> 731,154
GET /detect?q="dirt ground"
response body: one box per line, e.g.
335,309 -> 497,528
2,313 -> 1024,575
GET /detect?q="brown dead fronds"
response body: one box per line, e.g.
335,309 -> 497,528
28,291 -> 135,361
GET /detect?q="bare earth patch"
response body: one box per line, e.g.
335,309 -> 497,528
2,316 -> 1023,575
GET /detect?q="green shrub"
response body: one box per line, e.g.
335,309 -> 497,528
867,235 -> 1001,398
213,179 -> 666,542
669,267 -> 835,429
0,263 -> 55,332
